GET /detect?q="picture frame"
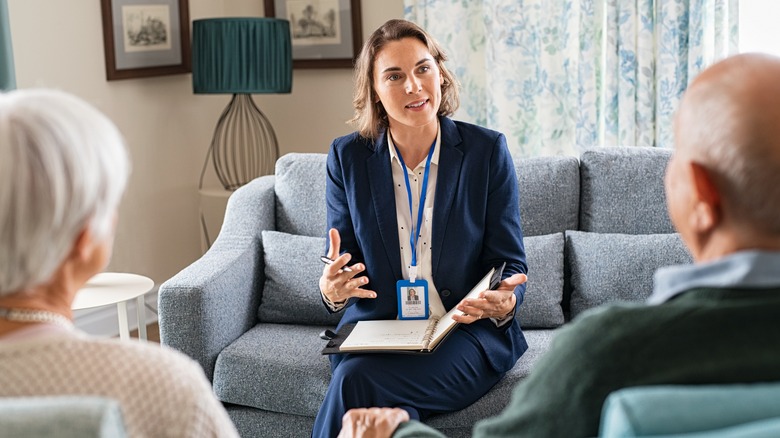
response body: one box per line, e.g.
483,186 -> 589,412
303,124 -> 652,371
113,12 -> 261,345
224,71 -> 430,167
264,0 -> 362,69
100,0 -> 191,81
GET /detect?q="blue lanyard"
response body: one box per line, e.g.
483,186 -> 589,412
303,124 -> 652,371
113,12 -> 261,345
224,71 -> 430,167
394,139 -> 436,279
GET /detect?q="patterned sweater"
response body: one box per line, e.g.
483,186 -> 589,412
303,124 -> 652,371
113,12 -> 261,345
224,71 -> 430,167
394,287 -> 780,438
0,327 -> 239,438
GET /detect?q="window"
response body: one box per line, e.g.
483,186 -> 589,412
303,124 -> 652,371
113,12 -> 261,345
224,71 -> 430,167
739,0 -> 780,55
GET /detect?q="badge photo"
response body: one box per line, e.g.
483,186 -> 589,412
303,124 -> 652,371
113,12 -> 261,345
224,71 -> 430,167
396,279 -> 429,320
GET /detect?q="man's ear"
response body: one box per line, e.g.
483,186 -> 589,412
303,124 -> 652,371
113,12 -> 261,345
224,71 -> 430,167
688,162 -> 721,232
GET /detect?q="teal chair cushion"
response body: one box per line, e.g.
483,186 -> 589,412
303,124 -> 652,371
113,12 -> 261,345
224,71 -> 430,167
0,396 -> 127,437
600,383 -> 780,437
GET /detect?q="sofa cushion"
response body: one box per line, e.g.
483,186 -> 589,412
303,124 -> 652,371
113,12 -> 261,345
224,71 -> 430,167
226,406 -> 315,438
579,147 -> 674,235
567,231 -> 692,319
259,231 -> 341,325
273,152 -> 576,239
213,324 -> 332,417
427,329 -> 555,430
275,153 -> 327,237
518,233 -> 565,328
213,323 -> 555,423
515,156 -> 580,237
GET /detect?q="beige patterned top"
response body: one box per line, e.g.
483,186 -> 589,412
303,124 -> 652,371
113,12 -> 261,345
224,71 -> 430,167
0,326 -> 239,438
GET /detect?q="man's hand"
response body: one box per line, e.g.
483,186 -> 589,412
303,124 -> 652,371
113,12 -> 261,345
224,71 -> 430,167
338,408 -> 410,438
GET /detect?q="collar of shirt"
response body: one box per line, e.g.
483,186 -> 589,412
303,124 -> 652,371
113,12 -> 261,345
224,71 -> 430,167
648,250 -> 780,304
387,125 -> 442,169
0,323 -> 78,343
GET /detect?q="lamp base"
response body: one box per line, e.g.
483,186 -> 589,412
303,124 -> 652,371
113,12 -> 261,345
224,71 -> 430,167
199,94 -> 279,191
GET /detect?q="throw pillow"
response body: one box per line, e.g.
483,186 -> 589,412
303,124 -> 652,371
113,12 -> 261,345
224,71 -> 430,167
567,231 -> 692,319
259,231 -> 341,325
518,233 -> 565,328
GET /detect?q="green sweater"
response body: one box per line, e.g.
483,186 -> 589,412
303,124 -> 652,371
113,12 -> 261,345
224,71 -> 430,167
394,287 -> 780,438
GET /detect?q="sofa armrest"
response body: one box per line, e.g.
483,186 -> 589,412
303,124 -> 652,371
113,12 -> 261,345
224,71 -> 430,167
158,176 -> 275,380
599,383 -> 780,437
0,396 -> 127,438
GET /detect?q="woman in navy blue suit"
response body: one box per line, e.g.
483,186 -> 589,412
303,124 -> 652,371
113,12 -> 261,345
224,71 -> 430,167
313,19 -> 528,438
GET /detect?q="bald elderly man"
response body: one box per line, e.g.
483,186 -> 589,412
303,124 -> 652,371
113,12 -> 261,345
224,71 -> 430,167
337,52 -> 780,438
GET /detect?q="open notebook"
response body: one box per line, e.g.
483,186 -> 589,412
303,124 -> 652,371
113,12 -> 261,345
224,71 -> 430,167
322,263 -> 505,354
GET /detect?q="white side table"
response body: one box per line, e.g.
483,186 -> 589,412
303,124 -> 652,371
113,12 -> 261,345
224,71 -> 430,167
73,273 -> 154,341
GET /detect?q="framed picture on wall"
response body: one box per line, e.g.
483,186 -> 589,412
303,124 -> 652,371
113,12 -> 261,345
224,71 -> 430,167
100,0 -> 191,80
264,0 -> 362,69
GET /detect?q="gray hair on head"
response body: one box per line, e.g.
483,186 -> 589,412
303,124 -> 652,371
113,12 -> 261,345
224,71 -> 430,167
0,89 -> 130,295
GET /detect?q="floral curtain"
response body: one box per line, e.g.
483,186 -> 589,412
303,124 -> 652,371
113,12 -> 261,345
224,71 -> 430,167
404,0 -> 738,157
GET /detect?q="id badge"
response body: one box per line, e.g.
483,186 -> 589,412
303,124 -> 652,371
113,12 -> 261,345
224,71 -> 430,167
396,279 -> 429,320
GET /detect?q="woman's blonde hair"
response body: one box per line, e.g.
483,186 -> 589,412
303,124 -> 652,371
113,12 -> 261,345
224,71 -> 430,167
350,19 -> 459,140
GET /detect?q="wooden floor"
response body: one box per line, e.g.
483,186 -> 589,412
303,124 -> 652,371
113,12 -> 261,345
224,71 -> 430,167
129,322 -> 160,343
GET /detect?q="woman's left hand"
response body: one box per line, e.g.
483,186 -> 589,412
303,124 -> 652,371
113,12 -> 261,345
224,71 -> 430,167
453,273 -> 527,324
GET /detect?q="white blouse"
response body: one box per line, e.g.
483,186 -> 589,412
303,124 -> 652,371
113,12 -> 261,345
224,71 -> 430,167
387,127 -> 446,318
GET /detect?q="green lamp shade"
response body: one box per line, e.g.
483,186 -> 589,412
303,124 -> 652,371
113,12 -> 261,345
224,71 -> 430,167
0,0 -> 16,91
192,18 -> 292,94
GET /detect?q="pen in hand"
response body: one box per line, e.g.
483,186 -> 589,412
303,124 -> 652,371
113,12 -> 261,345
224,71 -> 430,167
320,255 -> 353,272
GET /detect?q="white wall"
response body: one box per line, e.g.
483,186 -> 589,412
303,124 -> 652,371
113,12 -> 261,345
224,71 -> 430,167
7,0 -> 404,301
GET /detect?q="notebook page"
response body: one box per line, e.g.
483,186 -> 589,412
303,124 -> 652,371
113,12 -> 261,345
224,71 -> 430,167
340,319 -> 433,351
429,267 -> 495,346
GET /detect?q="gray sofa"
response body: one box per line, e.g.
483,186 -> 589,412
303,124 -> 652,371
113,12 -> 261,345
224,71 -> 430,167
159,146 -> 692,437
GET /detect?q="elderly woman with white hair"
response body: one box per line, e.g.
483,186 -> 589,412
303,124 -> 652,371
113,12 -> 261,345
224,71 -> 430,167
0,89 -> 239,437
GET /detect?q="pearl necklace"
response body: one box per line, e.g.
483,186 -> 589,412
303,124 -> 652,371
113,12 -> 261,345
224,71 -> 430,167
0,308 -> 74,330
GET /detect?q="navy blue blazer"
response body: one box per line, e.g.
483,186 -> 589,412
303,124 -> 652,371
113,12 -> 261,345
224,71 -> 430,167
324,117 -> 528,373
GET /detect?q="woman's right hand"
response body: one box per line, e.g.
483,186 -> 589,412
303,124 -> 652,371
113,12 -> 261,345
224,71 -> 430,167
320,228 -> 377,304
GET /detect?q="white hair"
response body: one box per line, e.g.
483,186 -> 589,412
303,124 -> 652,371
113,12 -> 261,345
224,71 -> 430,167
0,89 -> 130,295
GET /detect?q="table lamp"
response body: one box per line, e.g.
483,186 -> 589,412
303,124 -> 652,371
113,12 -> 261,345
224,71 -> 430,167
0,0 -> 16,91
192,18 -> 292,190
